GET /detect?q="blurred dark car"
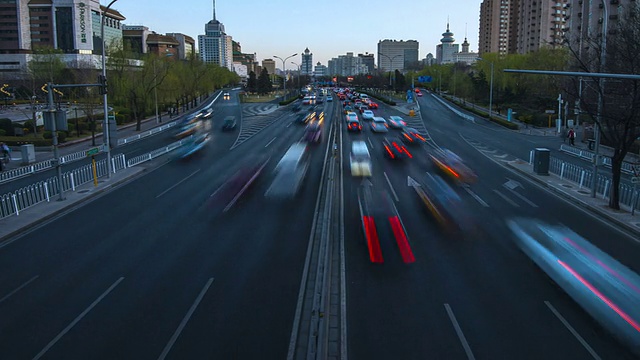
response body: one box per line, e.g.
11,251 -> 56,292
291,103 -> 301,112
414,173 -> 476,234
382,137 -> 412,160
401,127 -> 427,145
429,148 -> 478,184
222,116 -> 237,131
304,123 -> 322,143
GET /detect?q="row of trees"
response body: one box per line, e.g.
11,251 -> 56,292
13,44 -> 240,132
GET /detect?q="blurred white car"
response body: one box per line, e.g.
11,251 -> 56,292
361,110 -> 375,120
370,117 -> 389,133
388,116 -> 406,129
350,141 -> 372,176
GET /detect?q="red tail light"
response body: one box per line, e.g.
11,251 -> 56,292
384,145 -> 395,159
402,146 -> 413,158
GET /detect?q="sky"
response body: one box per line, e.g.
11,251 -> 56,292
111,0 -> 483,70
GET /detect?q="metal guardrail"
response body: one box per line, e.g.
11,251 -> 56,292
559,144 -> 637,174
117,121 -> 177,146
431,94 -> 475,123
1,133 -> 187,219
546,155 -> 639,210
126,137 -> 190,167
0,121 -> 177,184
0,153 -> 126,219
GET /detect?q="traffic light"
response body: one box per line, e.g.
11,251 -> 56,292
98,75 -> 107,95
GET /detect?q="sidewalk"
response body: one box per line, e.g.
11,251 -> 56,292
507,159 -> 640,236
2,115 -> 165,171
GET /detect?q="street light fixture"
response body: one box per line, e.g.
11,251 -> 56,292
101,0 -> 118,179
476,57 -> 494,119
378,53 -> 403,88
273,53 -> 297,99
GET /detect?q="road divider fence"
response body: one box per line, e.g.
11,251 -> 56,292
559,144 -> 636,174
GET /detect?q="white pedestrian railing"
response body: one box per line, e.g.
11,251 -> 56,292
117,121 -> 177,146
126,137 -> 191,167
549,156 -> 639,210
559,144 -> 636,174
1,121 -> 177,184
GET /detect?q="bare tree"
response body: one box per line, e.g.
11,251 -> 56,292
564,2 -> 640,210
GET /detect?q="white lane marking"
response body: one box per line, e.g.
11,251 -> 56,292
544,301 -> 602,360
158,278 -> 215,360
265,137 -> 277,148
504,187 -> 539,208
33,277 -> 124,360
156,169 -> 201,199
493,189 -> 520,207
463,187 -> 489,207
444,303 -> 476,360
286,122 -> 293,128
367,137 -> 374,149
0,275 -> 39,304
383,172 -> 400,202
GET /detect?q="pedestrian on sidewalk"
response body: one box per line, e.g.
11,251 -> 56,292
568,128 -> 576,146
1,142 -> 10,163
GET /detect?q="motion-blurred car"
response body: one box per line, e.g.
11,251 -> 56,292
199,107 -> 213,119
175,122 -> 200,139
344,105 -> 354,114
358,105 -> 370,113
291,103 -> 301,112
370,117 -> 389,133
347,119 -> 362,132
208,157 -> 269,213
350,141 -> 372,176
429,148 -> 478,184
175,132 -> 210,159
222,116 -> 237,131
303,123 -> 322,143
414,173 -> 476,234
400,127 -> 427,145
382,137 -> 412,159
507,218 -> 640,356
266,143 -> 309,198
223,92 -> 231,100
387,116 -> 407,129
361,110 -> 375,120
326,96 -> 333,102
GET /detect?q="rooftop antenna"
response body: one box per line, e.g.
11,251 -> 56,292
213,0 -> 216,21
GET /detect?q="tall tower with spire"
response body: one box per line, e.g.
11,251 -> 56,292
301,48 -> 313,76
198,0 -> 233,69
435,22 -> 460,64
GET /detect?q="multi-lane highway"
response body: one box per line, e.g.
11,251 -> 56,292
0,88 -> 638,359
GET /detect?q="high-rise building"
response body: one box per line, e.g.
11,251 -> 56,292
479,0 -> 517,55
435,23 -> 459,64
516,0 -> 569,54
198,0 -> 232,70
377,39 -> 418,73
327,52 -> 368,76
166,33 -> 196,60
0,0 -> 125,77
262,59 -> 276,75
358,53 -> 375,73
301,48 -> 313,75
313,62 -> 327,77
565,0 -> 632,57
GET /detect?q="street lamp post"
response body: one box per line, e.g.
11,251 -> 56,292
31,95 -> 37,137
101,0 -> 118,179
378,53 -> 403,89
592,0 -> 609,198
476,58 -> 494,118
291,61 -> 301,95
274,53 -> 297,100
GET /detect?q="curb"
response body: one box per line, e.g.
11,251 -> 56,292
0,167 -> 146,242
506,161 -> 640,237
59,117 -> 158,148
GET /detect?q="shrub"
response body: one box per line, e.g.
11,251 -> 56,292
43,131 -> 52,139
0,129 -> 5,136
57,131 -> 67,142
0,118 -> 14,136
